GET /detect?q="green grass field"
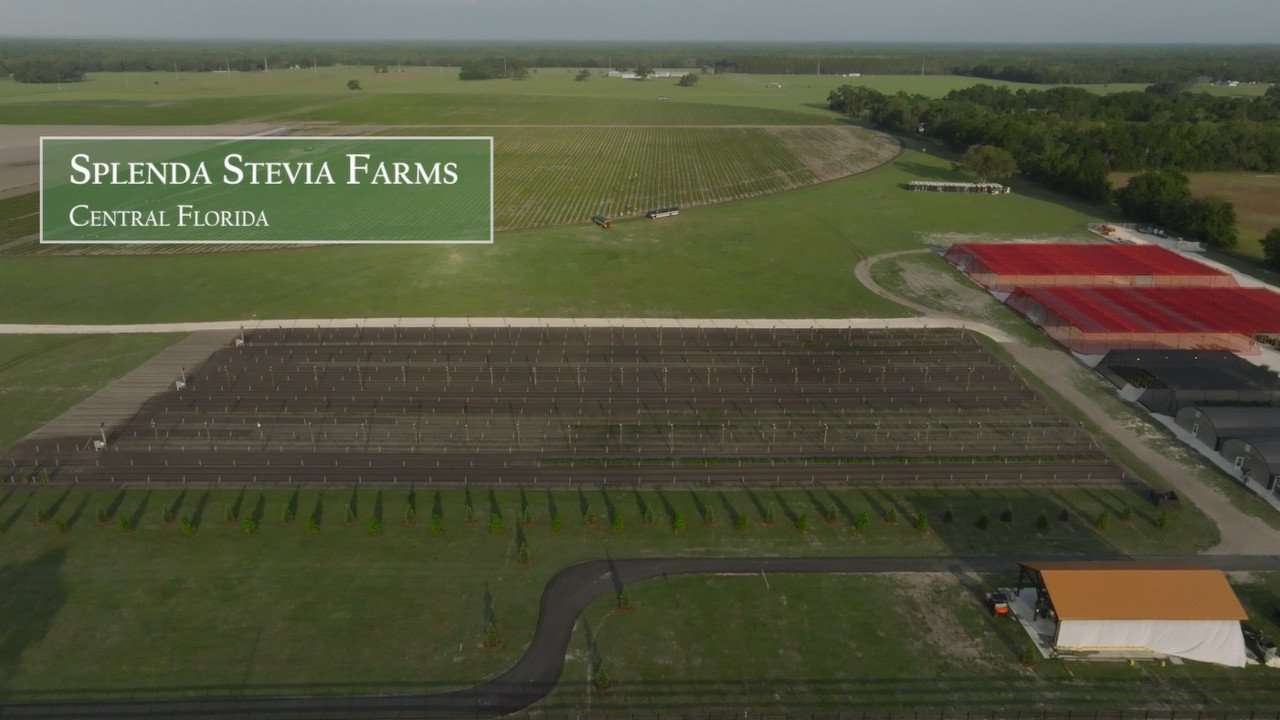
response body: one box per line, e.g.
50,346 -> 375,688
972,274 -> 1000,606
0,148 -> 1100,322
0,334 -> 180,450
549,571 -> 1280,714
0,483 -> 1217,701
0,67 -> 1170,126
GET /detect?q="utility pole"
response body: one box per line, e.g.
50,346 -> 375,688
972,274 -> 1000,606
264,56 -> 269,73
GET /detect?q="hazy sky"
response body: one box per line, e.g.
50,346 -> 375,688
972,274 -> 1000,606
3,0 -> 1279,43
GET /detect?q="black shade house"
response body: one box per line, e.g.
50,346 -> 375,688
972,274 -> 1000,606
1097,350 -> 1280,415
1220,436 -> 1280,496
1175,406 -> 1280,451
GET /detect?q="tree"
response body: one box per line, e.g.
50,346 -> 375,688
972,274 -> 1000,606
346,79 -> 362,91
11,58 -> 86,84
1115,171 -> 1238,248
634,65 -> 654,80
677,73 -> 699,87
1180,196 -> 1238,248
956,145 -> 1018,182
459,59 -> 506,81
1262,228 -> 1280,271
575,69 -> 591,82
827,85 -> 886,117
1114,170 -> 1192,225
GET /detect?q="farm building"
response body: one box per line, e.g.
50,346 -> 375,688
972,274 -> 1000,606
646,206 -> 680,219
1174,406 -> 1280,452
907,181 -> 1009,194
945,243 -> 1233,291
1005,286 -> 1280,354
1097,350 -> 1280,415
1220,436 -> 1280,493
1012,562 -> 1248,667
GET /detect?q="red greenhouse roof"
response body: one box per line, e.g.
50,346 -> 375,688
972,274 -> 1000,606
1010,286 -> 1280,335
952,243 -> 1228,279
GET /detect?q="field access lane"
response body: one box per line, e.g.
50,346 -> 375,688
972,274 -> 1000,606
0,316 -> 1016,342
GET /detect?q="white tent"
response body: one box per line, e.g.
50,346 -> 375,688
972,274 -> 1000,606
1019,563 -> 1248,667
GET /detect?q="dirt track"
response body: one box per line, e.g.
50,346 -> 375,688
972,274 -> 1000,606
0,123 -> 288,198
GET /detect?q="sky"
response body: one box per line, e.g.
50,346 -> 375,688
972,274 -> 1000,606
2,0 -> 1279,44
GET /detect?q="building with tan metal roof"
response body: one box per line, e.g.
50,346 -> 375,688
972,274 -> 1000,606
1014,562 -> 1248,667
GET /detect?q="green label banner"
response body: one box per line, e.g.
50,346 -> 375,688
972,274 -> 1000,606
41,136 -> 493,244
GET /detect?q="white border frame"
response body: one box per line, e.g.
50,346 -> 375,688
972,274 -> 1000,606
39,135 -> 495,245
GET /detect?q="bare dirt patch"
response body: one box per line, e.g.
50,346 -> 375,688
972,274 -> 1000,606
889,572 -> 1003,668
893,253 -> 1001,320
768,126 -> 900,181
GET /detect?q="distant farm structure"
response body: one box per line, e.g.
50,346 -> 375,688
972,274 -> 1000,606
606,68 -> 693,80
907,181 -> 1010,194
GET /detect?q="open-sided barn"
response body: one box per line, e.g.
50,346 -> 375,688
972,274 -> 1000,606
1005,286 -> 1280,354
1097,350 -> 1280,415
944,243 -> 1233,291
1014,562 -> 1248,667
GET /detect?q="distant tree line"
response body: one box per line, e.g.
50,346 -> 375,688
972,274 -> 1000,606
6,57 -> 87,83
952,54 -> 1280,85
829,83 -> 1280,248
458,58 -> 528,80
3,40 -> 1279,84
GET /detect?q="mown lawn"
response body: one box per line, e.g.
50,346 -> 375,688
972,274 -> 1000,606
549,571 -> 1280,714
0,149 -> 1101,323
0,334 -> 180,450
0,483 -> 1214,700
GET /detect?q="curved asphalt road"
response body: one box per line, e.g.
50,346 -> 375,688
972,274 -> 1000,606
3,554 -> 1278,720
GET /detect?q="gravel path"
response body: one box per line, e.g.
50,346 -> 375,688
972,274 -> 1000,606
0,316 -> 1014,341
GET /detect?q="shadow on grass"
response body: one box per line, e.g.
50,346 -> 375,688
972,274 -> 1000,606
64,494 -> 89,530
826,488 -> 857,526
127,491 -> 152,529
250,494 -> 266,525
190,490 -> 211,528
909,490 -> 1123,558
897,160 -> 964,182
164,489 -> 187,523
0,492 -> 32,533
98,489 -> 127,523
0,547 -> 68,690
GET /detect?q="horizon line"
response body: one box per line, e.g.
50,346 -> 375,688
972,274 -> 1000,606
4,36 -> 1280,48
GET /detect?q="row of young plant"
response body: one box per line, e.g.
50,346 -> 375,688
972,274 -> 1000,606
8,485 -> 1174,540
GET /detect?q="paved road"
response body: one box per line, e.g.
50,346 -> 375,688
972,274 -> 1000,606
2,554 -> 1278,720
